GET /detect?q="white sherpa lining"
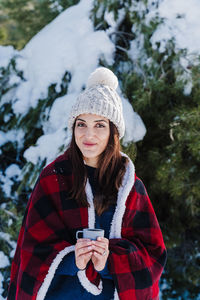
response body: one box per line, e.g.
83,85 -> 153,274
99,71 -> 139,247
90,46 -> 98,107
36,245 -> 75,300
75,180 -> 104,295
109,154 -> 135,299
113,289 -> 120,300
77,269 -> 103,295
85,179 -> 96,229
36,153 -> 135,300
80,154 -> 135,299
109,154 -> 135,239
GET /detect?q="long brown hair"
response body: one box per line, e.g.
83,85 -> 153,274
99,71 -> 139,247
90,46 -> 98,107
67,120 -> 128,215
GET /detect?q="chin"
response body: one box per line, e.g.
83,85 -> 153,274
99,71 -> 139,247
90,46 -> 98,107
83,153 -> 98,159
82,150 -> 99,158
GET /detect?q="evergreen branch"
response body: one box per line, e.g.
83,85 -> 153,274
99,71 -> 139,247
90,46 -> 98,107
4,209 -> 17,220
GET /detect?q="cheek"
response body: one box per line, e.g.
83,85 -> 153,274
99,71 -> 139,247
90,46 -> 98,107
74,127 -> 82,137
100,130 -> 110,145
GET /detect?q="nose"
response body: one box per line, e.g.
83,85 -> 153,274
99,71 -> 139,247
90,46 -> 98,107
85,127 -> 95,139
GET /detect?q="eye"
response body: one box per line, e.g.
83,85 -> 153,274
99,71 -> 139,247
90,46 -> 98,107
76,122 -> 86,127
96,123 -> 105,128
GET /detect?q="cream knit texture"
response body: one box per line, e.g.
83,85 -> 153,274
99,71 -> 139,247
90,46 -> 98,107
68,67 -> 125,139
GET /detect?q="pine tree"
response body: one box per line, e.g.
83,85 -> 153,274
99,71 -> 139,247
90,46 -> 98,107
0,55 -> 72,296
0,0 -> 200,298
0,0 -> 79,49
91,0 -> 200,297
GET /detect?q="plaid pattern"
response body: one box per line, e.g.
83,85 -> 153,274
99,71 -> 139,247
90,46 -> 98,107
108,178 -> 166,299
7,151 -> 166,300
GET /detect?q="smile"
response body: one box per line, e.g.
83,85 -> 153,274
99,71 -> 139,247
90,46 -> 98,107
83,142 -> 96,147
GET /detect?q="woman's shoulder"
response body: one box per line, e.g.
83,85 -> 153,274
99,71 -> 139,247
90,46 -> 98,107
40,151 -> 72,179
134,176 -> 148,196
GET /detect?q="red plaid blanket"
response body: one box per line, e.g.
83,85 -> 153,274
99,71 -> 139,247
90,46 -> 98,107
7,151 -> 166,300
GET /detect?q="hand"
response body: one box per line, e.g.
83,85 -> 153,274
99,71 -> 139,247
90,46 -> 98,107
75,239 -> 93,270
91,237 -> 109,271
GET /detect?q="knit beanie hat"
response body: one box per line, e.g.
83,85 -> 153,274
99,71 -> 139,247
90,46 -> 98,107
68,67 -> 125,139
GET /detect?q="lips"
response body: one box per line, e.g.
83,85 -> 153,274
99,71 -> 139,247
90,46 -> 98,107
83,142 -> 96,146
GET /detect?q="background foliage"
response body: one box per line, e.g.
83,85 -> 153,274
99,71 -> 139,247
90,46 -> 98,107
0,0 -> 79,49
0,0 -> 200,299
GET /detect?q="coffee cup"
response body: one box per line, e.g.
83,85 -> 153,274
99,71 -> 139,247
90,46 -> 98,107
76,228 -> 104,240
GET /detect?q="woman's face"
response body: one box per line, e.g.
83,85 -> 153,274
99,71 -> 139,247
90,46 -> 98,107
74,113 -> 110,167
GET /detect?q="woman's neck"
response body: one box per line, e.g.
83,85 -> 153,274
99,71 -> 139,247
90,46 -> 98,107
83,156 -> 98,168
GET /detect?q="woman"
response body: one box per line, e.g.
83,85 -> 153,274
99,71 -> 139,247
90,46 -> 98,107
8,67 -> 167,300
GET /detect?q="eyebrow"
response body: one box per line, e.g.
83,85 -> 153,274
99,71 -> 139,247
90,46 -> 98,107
76,118 -> 108,123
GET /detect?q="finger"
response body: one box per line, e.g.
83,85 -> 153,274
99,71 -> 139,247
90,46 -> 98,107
75,240 -> 92,250
76,238 -> 91,244
76,245 -> 93,257
92,240 -> 109,250
77,238 -> 91,242
76,251 -> 93,270
91,245 -> 109,256
93,251 -> 108,260
95,237 -> 109,246
79,251 -> 93,261
76,251 -> 92,264
91,244 -> 105,254
97,237 -> 109,243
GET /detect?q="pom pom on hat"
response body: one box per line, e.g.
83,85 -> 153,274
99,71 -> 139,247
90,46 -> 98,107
87,67 -> 118,90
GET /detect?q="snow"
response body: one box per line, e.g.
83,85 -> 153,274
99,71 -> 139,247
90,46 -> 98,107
1,179 -> 14,197
0,232 -> 16,257
130,0 -> 200,60
0,46 -> 16,69
0,0 -> 199,167
0,0 -> 200,297
122,97 -> 146,144
1,164 -> 22,196
24,128 -> 71,165
1,1 -> 200,164
0,0 -> 145,166
5,164 -> 21,178
0,252 -> 9,269
0,272 -> 5,300
5,0 -> 138,165
23,93 -> 75,164
0,130 -> 24,148
13,0 -> 115,115
0,132 -> 8,147
128,0 -> 200,96
151,0 -> 200,54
